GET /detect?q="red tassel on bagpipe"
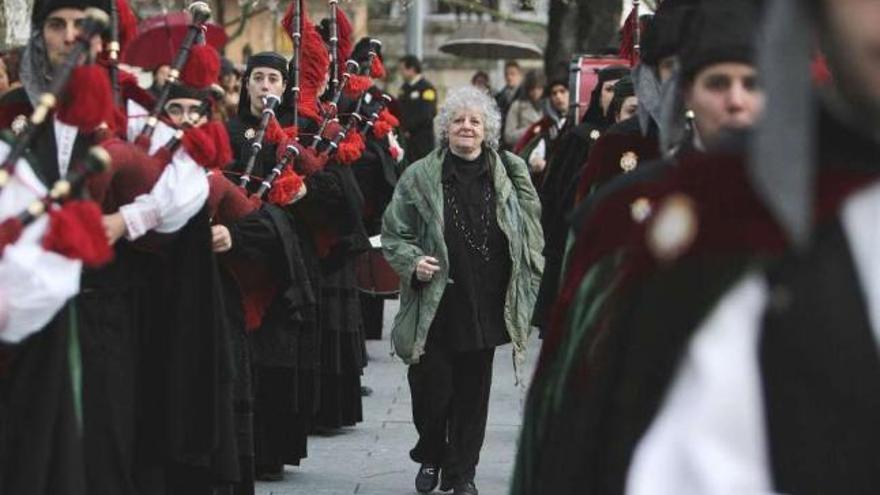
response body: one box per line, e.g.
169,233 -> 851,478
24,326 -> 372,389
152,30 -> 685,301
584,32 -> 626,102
371,56 -> 386,79
181,126 -> 217,168
345,75 -> 373,98
373,108 -> 399,139
180,44 -> 221,89
337,131 -> 365,165
203,121 -> 234,169
42,200 -> 114,267
56,65 -> 116,132
267,167 -> 305,206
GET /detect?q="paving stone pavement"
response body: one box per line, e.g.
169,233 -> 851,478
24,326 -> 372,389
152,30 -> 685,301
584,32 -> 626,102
256,300 -> 539,495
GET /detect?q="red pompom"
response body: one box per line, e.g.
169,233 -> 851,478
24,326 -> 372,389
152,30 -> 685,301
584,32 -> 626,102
268,167 -> 305,206
57,65 -> 115,132
379,108 -> 399,127
181,126 -> 217,168
265,117 -> 283,145
373,109 -> 399,139
202,121 -> 233,169
371,56 -> 386,79
373,119 -> 392,139
345,75 -> 372,98
337,131 -> 365,165
42,200 -> 114,267
0,218 -> 23,255
180,44 -> 221,89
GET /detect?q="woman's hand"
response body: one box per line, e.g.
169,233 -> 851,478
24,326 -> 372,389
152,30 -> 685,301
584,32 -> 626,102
102,213 -> 127,245
212,225 -> 232,253
415,256 -> 441,282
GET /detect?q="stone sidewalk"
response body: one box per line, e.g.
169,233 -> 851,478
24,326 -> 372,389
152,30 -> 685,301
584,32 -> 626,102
256,300 -> 539,495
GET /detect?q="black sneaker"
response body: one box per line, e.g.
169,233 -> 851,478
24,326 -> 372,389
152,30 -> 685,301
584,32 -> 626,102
453,480 -> 478,495
415,463 -> 440,493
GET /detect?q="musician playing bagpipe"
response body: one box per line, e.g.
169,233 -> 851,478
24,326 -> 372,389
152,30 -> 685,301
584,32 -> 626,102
216,47 -> 324,482
0,1 -> 245,493
342,36 -> 404,342
0,138 -> 111,495
278,1 -> 371,437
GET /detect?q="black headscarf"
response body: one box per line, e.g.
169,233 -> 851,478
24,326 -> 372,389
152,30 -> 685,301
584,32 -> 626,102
31,0 -> 110,27
237,51 -> 289,118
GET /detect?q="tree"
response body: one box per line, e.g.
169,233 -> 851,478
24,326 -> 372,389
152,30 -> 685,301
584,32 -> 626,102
545,0 -> 621,79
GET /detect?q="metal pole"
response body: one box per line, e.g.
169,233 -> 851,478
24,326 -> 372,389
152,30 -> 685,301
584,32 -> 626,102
405,0 -> 424,59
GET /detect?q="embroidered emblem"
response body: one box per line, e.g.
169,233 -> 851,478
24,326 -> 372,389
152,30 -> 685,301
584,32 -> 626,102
620,151 -> 639,172
630,197 -> 652,223
647,193 -> 698,262
422,88 -> 436,101
11,115 -> 27,136
244,128 -> 256,139
590,129 -> 600,141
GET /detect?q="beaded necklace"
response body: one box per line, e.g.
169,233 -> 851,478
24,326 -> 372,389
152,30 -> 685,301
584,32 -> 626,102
443,171 -> 494,262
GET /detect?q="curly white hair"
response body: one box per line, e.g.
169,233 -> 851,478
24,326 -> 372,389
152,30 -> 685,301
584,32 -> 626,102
434,85 -> 503,150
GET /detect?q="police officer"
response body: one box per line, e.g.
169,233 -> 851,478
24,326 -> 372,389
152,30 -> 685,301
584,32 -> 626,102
397,55 -> 437,163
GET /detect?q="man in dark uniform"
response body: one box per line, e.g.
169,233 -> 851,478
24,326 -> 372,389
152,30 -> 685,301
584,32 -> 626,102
397,55 -> 437,163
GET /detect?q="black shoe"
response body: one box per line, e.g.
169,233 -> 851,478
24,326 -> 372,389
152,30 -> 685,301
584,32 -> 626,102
255,464 -> 284,482
453,480 -> 478,495
415,463 -> 440,493
439,472 -> 454,492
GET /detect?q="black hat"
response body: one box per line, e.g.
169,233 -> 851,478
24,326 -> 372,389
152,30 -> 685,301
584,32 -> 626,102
167,84 -> 210,102
640,0 -> 699,67
244,52 -> 289,80
31,0 -> 111,27
582,65 -> 631,126
679,0 -> 759,81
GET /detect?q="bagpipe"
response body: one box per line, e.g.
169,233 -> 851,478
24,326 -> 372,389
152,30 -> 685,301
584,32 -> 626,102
0,146 -> 113,266
238,94 -> 282,188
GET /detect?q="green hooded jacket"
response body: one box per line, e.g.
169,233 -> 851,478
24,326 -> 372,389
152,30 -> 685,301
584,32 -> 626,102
381,147 -> 545,372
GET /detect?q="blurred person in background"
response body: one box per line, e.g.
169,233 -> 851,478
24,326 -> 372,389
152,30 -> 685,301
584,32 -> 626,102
504,69 -> 545,148
471,70 -> 491,94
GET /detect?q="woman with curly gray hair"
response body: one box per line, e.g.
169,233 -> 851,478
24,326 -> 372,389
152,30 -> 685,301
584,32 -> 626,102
382,86 -> 544,495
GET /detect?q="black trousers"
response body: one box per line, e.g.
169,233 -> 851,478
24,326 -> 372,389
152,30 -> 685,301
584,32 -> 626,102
407,347 -> 495,485
361,295 -> 385,341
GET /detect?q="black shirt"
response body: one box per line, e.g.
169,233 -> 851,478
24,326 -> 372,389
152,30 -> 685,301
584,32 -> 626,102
427,151 -> 512,352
